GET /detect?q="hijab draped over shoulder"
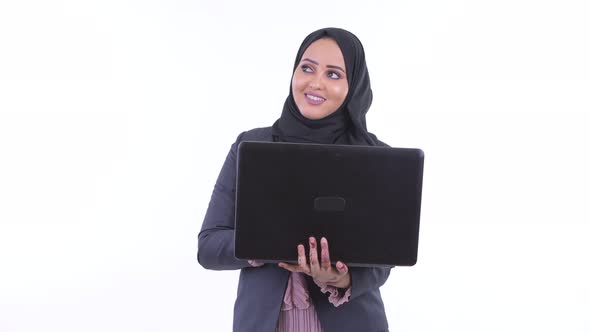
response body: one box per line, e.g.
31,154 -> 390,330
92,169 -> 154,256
271,27 -> 381,146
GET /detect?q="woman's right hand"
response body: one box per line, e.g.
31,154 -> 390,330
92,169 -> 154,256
248,260 -> 265,267
278,237 -> 350,288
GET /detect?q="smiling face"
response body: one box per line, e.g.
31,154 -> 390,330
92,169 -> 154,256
291,38 -> 349,120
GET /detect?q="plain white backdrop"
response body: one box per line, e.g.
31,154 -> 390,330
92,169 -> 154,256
1,0 -> 589,331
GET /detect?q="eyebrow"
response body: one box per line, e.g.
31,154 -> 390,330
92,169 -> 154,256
302,58 -> 345,73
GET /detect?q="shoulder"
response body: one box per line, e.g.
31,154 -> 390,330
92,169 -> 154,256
235,126 -> 273,143
376,139 -> 390,147
367,132 -> 390,147
227,127 -> 273,155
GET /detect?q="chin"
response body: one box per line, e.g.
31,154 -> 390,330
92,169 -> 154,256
300,108 -> 330,120
301,112 -> 324,120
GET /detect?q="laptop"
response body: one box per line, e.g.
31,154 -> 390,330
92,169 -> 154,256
234,141 -> 424,267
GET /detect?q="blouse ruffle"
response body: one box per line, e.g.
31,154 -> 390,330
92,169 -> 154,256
282,272 -> 351,309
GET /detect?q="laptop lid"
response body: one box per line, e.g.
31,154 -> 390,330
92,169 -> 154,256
234,141 -> 424,267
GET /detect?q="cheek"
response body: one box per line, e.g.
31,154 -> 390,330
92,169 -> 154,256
291,73 -> 305,93
291,75 -> 305,110
332,84 -> 349,103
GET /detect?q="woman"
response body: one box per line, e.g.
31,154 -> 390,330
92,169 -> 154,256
198,27 -> 391,332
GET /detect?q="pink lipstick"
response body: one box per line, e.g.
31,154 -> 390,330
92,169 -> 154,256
305,93 -> 326,105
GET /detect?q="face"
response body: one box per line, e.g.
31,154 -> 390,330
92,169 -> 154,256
291,38 -> 349,120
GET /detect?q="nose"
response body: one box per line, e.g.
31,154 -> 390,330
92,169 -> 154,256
308,74 -> 324,90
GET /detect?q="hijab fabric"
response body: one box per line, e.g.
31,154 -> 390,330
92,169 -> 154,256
271,28 -> 380,146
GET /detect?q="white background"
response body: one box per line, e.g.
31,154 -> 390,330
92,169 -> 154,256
1,0 -> 589,331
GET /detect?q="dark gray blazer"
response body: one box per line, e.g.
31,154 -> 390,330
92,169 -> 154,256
198,127 -> 391,332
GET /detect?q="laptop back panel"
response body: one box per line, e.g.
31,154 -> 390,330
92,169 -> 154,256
235,141 -> 424,267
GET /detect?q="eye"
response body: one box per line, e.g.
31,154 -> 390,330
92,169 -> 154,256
327,71 -> 341,79
301,65 -> 313,73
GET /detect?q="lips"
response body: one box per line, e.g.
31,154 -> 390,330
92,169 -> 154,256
304,93 -> 326,105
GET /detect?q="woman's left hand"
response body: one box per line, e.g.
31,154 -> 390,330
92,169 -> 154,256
279,237 -> 351,288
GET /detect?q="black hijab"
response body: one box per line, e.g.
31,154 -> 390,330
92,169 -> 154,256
271,27 -> 380,146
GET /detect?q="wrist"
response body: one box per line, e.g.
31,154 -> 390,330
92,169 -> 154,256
328,273 -> 351,288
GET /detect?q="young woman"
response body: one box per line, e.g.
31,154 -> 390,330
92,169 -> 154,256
198,27 -> 391,332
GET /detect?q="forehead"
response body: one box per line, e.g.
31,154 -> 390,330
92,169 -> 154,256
300,38 -> 345,68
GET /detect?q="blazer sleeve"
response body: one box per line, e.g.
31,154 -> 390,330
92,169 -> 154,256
197,132 -> 250,270
348,266 -> 392,301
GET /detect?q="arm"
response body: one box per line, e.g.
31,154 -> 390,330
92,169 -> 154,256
197,133 -> 250,270
316,266 -> 391,307
348,266 -> 392,301
314,266 -> 393,305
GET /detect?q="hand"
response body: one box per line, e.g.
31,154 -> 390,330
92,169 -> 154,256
248,260 -> 265,267
279,237 -> 350,288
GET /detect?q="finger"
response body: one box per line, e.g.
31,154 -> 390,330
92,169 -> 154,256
336,261 -> 349,275
278,262 -> 301,273
297,244 -> 311,274
248,260 -> 264,267
308,237 -> 320,275
320,237 -> 331,271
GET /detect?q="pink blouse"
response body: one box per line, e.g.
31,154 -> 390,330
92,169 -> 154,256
275,272 -> 352,332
